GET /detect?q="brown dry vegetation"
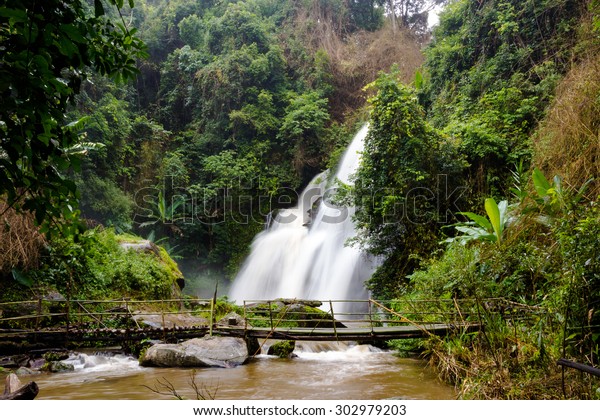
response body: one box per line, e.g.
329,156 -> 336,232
0,200 -> 46,275
534,30 -> 600,195
427,335 -> 600,400
328,25 -> 424,118
286,6 -> 424,119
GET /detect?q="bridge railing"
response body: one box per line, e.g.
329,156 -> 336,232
0,296 -> 548,337
239,297 -> 548,332
0,297 -> 213,333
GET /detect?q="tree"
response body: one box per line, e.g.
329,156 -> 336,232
386,0 -> 447,33
0,0 -> 147,227
353,69 -> 464,297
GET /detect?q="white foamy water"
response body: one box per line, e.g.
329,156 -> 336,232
63,352 -> 141,374
229,125 -> 377,315
295,343 -> 384,362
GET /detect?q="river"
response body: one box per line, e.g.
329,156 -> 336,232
26,343 -> 454,400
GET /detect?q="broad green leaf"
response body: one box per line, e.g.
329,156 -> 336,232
0,8 -> 28,22
458,211 -> 493,232
484,197 -> 502,243
94,0 -> 105,17
414,70 -> 424,90
532,168 -> 551,198
12,269 -> 33,287
65,116 -> 90,131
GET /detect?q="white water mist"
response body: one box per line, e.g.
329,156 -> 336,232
229,125 -> 376,314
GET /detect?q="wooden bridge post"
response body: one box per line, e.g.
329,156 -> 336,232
65,296 -> 70,346
368,301 -> 374,334
34,298 -> 42,344
161,299 -> 166,342
329,301 -> 338,342
268,301 -> 274,331
243,301 -> 248,338
209,297 -> 216,337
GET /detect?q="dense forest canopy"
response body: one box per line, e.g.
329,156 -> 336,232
1,0 -> 429,290
61,0 -> 432,277
2,0 -> 600,399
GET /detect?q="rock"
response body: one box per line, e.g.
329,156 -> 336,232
41,361 -> 74,373
15,367 -> 39,376
1,374 -> 38,400
132,313 -> 209,329
276,299 -> 322,308
43,351 -> 69,362
246,337 -> 261,356
28,358 -> 45,370
140,336 -> 249,368
267,340 -> 296,358
216,312 -> 246,328
42,290 -> 66,302
0,357 -> 20,369
119,240 -> 159,254
5,373 -> 21,392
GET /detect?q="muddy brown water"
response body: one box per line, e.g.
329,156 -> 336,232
13,343 -> 455,400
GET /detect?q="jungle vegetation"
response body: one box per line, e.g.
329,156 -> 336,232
1,0 -> 600,398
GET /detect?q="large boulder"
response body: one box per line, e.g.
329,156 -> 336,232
140,336 -> 248,368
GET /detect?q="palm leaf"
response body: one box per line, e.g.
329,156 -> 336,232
458,211 -> 493,232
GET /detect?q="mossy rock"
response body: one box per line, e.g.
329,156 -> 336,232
267,340 -> 296,358
43,351 -> 69,362
41,361 -> 74,373
247,302 -> 345,329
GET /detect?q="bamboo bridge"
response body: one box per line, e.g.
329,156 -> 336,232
0,297 -> 542,353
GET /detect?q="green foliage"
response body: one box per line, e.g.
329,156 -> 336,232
76,174 -> 134,232
408,244 -> 481,299
353,69 -> 465,297
554,205 -> 600,365
31,229 -> 180,300
529,168 -> 593,223
592,0 -> 600,33
446,198 -> 509,245
268,340 -> 296,358
0,0 -> 147,227
423,0 -> 581,197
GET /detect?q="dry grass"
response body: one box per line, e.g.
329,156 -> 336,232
0,200 -> 46,275
427,333 -> 600,399
329,25 -> 424,117
533,51 -> 600,197
285,6 -> 424,119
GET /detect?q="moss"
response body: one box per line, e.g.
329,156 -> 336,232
157,246 -> 183,280
114,233 -> 147,243
267,340 -> 296,358
43,351 -> 69,362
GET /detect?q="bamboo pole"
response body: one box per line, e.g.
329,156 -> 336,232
269,302 -> 275,331
329,300 -> 338,343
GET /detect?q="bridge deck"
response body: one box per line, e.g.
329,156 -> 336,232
0,298 -> 493,352
217,323 -> 480,341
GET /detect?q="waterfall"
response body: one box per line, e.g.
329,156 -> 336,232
229,125 -> 376,314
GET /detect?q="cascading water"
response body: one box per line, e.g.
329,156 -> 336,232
229,125 -> 377,314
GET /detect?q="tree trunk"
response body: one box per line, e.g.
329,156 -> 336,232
388,0 -> 398,34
